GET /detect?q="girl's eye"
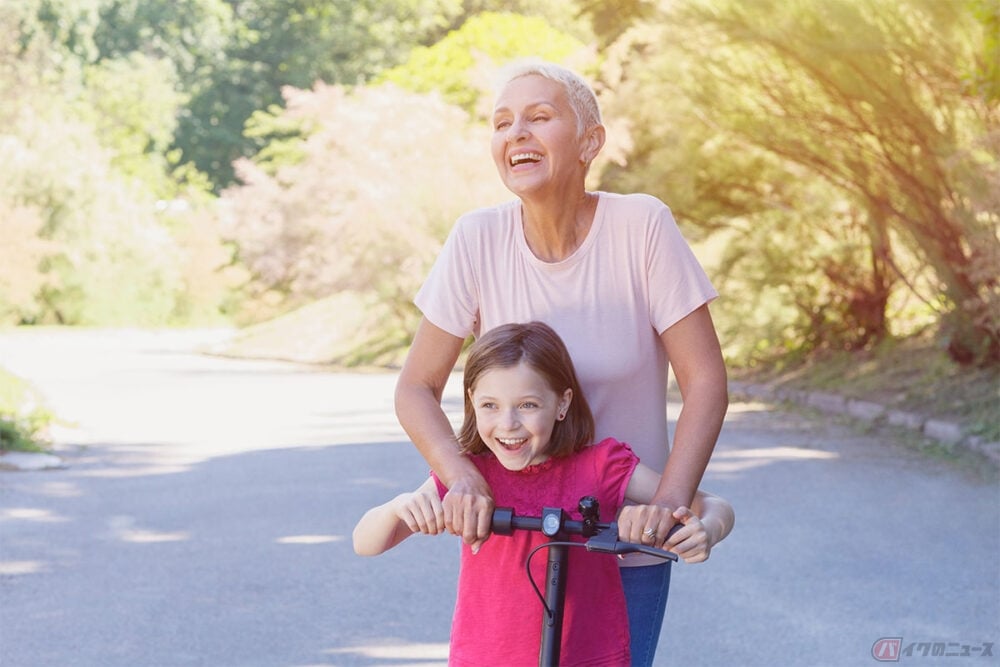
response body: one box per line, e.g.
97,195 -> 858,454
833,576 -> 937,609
480,402 -> 496,410
520,402 -> 539,409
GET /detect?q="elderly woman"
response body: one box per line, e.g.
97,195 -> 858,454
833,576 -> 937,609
395,59 -> 729,665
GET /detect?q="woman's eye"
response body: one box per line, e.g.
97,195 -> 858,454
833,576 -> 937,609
494,120 -> 510,130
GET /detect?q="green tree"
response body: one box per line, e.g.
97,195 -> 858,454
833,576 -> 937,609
173,0 -> 466,189
378,11 -> 589,118
1,0 -> 231,326
600,0 -> 999,365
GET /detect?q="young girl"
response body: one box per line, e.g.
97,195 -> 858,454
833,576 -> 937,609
354,322 -> 734,666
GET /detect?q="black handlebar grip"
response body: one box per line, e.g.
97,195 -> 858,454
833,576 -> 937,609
492,507 -> 514,536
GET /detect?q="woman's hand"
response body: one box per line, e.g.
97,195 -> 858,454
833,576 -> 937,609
443,474 -> 495,554
617,503 -> 677,550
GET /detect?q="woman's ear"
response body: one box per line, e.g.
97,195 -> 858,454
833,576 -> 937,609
580,125 -> 606,165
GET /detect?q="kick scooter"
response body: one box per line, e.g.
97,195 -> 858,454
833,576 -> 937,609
491,495 -> 678,667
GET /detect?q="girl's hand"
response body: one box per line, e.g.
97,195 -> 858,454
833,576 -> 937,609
665,506 -> 712,563
392,486 -> 446,536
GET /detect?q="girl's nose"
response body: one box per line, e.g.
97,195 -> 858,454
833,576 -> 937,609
500,408 -> 520,428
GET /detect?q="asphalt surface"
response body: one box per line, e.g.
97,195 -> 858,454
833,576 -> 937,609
0,328 -> 997,667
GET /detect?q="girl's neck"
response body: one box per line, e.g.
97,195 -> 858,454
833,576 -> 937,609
521,191 -> 598,263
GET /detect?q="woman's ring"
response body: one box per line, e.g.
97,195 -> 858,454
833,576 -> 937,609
643,528 -> 656,538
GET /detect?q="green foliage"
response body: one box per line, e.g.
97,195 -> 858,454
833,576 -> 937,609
170,0 -> 469,190
576,0 -> 654,46
80,53 -> 189,198
0,367 -> 52,453
2,88 -> 184,325
6,0 -> 995,373
599,0 -> 1000,366
378,11 -> 589,118
1,0 -> 236,326
32,0 -> 102,63
967,0 -> 1000,102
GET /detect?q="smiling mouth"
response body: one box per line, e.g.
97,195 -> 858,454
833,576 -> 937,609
510,152 -> 542,167
497,437 -> 528,450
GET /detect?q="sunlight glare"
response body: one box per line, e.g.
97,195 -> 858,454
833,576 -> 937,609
325,642 -> 449,663
276,535 -> 342,545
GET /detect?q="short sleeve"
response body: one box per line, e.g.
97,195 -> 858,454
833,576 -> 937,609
414,215 -> 481,339
645,204 -> 718,335
591,438 -> 640,515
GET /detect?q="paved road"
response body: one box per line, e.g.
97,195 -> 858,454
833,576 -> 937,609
0,329 -> 997,667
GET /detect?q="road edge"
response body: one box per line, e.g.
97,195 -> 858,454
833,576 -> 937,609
729,380 -> 1000,470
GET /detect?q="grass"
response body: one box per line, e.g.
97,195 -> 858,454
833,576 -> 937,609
730,333 -> 1000,442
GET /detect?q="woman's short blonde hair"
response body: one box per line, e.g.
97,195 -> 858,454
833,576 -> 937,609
494,58 -> 602,136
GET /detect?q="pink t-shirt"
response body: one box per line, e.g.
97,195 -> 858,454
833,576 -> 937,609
415,192 -> 717,473
434,438 -> 639,667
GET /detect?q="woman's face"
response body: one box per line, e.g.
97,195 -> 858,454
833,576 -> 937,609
469,361 -> 572,471
490,74 -> 586,198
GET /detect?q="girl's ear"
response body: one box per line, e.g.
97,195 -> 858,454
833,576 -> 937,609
558,388 -> 573,419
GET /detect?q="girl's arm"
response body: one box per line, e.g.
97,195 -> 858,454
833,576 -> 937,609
620,463 -> 735,563
352,477 -> 445,556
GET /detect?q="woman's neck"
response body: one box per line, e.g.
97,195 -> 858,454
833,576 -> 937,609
521,191 -> 598,263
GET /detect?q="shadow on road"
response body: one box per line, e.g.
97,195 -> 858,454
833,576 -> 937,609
2,398 -> 998,667
2,439 -> 458,667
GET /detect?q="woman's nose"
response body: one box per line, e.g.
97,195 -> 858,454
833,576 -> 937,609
507,117 -> 528,142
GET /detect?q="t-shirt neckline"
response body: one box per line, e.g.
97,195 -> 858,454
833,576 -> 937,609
514,191 -> 606,269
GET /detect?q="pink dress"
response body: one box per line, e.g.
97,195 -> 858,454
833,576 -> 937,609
434,438 -> 639,666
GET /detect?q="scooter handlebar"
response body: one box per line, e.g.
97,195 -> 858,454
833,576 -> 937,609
490,506 -> 678,562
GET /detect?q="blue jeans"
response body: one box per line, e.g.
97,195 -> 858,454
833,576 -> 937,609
620,562 -> 672,666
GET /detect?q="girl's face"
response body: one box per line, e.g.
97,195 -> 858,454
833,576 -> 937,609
490,74 -> 586,198
469,361 -> 572,471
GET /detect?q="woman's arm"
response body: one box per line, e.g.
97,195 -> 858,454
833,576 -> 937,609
395,318 -> 495,551
621,464 -> 735,561
352,477 -> 445,556
654,304 -> 728,515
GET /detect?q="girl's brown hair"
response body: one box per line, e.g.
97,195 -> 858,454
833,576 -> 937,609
457,321 -> 595,458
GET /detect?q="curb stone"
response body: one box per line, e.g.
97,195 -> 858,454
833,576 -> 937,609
887,410 -> 925,430
0,451 -> 65,472
728,380 -> 1000,469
